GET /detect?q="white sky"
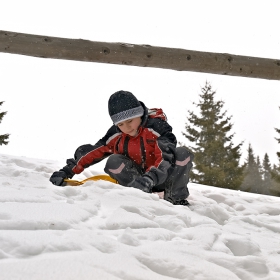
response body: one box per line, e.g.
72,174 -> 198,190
1,0 -> 280,166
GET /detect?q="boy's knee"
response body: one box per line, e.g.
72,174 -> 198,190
104,154 -> 126,173
104,154 -> 142,186
106,154 -> 123,166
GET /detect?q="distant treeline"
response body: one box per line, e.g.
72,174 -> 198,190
181,81 -> 280,197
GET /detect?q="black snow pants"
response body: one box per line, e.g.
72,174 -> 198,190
104,147 -> 194,203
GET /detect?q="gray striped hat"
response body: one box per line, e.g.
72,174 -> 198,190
108,91 -> 144,125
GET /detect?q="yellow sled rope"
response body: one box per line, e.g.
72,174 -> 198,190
64,175 -> 117,186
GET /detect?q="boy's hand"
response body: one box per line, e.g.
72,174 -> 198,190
50,171 -> 68,186
128,176 -> 154,193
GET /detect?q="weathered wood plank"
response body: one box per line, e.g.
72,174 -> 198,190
1,30 -> 280,80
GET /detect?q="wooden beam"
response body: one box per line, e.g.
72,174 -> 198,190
1,30 -> 280,80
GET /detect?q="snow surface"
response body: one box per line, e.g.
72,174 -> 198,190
0,153 -> 280,280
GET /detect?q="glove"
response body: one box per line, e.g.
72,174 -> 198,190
50,170 -> 68,186
128,176 -> 155,193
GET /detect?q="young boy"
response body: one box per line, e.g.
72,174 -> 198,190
50,90 -> 194,206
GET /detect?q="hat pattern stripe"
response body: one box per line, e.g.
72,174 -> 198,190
111,106 -> 144,124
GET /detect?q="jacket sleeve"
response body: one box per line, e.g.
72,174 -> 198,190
144,119 -> 177,185
61,125 -> 121,177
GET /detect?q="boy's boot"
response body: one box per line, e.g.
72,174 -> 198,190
164,147 -> 194,205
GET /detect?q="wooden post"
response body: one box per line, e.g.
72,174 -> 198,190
1,30 -> 280,80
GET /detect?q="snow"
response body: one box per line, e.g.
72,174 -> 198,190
0,153 -> 280,280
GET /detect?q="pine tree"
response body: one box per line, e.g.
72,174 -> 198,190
257,156 -> 262,177
262,153 -> 273,195
182,81 -> 244,189
240,144 -> 263,193
0,101 -> 9,145
271,164 -> 280,196
270,111 -> 280,195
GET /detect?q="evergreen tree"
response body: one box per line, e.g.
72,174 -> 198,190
240,144 -> 263,193
262,153 -> 273,195
270,112 -> 280,195
271,164 -> 280,196
182,81 -> 244,189
0,101 -> 9,145
256,156 -> 262,178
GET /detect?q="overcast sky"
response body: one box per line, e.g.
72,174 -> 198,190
1,0 -> 280,167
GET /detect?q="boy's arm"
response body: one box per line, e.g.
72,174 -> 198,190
67,125 -> 121,174
50,126 -> 121,185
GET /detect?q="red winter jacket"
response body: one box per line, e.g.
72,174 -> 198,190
62,102 -> 177,186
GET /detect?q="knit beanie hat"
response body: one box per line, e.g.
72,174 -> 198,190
108,91 -> 144,125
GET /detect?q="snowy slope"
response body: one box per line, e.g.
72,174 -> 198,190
0,153 -> 280,280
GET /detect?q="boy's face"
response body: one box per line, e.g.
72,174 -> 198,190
117,117 -> 142,137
